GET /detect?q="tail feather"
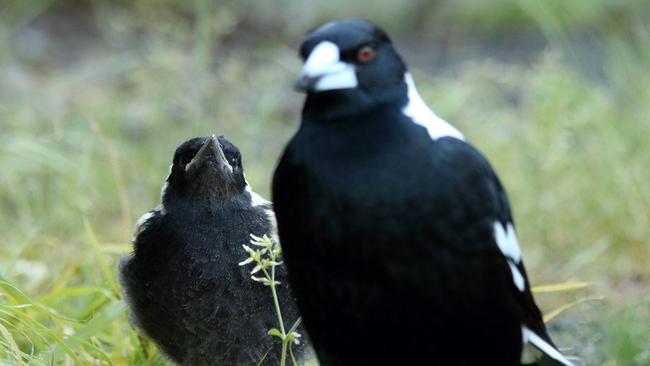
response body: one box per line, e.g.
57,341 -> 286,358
522,326 -> 574,366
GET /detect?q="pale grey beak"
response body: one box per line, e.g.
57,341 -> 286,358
296,41 -> 358,93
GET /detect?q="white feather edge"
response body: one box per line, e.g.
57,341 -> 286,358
245,184 -> 271,207
132,204 -> 163,241
522,326 -> 574,366
245,184 -> 278,242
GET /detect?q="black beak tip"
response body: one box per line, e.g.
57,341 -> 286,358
294,75 -> 317,92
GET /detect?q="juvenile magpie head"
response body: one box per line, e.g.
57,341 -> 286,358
163,135 -> 246,204
295,19 -> 407,118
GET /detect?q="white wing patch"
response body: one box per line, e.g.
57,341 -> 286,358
522,326 -> 574,366
493,221 -> 525,291
508,262 -> 525,291
493,222 -> 522,262
402,73 -> 465,141
493,226 -> 573,365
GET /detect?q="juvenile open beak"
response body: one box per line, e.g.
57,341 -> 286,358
185,135 -> 232,175
295,41 -> 358,93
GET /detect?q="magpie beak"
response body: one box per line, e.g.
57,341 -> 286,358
185,135 -> 232,176
295,41 -> 358,93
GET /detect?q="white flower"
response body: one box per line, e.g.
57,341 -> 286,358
251,276 -> 266,283
250,264 -> 263,274
289,331 -> 302,345
242,244 -> 256,255
249,233 -> 263,242
238,257 -> 254,266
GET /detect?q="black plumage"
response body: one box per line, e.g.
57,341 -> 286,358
119,135 -> 307,366
273,19 -> 573,366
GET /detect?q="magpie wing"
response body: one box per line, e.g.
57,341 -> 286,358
436,137 -> 573,366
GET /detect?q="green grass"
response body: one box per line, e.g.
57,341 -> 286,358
1,1 -> 649,365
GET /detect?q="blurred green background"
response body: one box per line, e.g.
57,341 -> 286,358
1,0 -> 649,365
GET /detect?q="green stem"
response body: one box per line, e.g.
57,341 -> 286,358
262,266 -> 286,335
271,264 -> 286,335
280,338 -> 288,366
289,341 -> 298,366
262,262 -> 287,366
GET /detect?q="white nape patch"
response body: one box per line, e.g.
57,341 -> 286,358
245,184 -> 271,207
132,205 -> 162,241
522,326 -> 574,366
402,73 -> 464,141
493,221 -> 525,291
301,41 -> 358,91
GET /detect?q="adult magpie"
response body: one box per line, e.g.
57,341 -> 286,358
272,19 -> 573,366
119,135 -> 307,366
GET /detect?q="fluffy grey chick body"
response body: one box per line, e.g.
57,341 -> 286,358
119,135 -> 308,365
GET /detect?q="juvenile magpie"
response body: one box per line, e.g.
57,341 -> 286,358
273,19 -> 574,366
119,135 -> 307,366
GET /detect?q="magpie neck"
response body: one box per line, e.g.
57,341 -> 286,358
162,189 -> 250,216
302,84 -> 408,123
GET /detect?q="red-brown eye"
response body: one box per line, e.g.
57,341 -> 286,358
357,46 -> 376,63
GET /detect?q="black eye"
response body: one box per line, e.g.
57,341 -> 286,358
228,155 -> 239,166
356,45 -> 376,63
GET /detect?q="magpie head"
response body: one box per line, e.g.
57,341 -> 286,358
296,19 -> 407,117
163,135 -> 246,204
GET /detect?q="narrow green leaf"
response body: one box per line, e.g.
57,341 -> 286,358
544,297 -> 603,323
84,218 -> 120,295
532,282 -> 590,294
0,321 -> 23,365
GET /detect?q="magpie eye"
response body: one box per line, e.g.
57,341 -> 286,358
356,46 -> 376,63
